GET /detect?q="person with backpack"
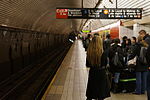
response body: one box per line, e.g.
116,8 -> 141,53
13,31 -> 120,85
128,32 -> 149,95
138,30 -> 150,99
109,38 -> 124,93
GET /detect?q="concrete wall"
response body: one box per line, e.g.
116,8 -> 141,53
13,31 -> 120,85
120,26 -> 133,39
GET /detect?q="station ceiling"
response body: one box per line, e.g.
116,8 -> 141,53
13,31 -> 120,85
0,0 -> 150,34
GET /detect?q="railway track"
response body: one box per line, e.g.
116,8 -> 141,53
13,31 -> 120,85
0,44 -> 71,100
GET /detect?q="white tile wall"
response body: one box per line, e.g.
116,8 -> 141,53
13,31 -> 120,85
133,23 -> 150,37
120,26 -> 134,39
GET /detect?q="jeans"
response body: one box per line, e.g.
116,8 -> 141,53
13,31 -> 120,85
135,71 -> 148,94
147,71 -> 150,100
114,73 -> 120,83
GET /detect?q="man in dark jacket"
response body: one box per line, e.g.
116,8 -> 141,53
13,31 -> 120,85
147,46 -> 150,100
139,30 -> 150,99
128,30 -> 149,95
103,34 -> 112,51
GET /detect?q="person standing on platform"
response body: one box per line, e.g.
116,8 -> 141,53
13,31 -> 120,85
146,45 -> 150,100
121,36 -> 128,49
86,35 -> 111,100
109,38 -> 124,93
138,30 -> 150,99
128,33 -> 149,95
103,34 -> 112,65
121,36 -> 128,68
84,34 -> 92,51
103,34 -> 112,52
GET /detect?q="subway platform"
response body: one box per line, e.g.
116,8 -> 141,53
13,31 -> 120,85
42,40 -> 147,100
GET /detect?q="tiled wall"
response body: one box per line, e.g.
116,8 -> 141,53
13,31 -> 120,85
133,23 -> 150,37
120,26 -> 133,39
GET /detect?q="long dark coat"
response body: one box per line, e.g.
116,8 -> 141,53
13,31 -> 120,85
86,52 -> 111,99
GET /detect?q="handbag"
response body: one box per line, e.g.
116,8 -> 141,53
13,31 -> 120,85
127,56 -> 137,66
105,58 -> 112,89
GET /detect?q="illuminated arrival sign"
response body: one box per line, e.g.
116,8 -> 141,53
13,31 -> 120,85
56,8 -> 142,19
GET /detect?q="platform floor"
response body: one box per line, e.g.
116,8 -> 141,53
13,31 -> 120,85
42,40 -> 147,100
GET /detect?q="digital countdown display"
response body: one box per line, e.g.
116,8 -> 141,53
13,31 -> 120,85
56,8 -> 142,19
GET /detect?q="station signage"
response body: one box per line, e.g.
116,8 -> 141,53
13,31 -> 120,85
56,8 -> 142,19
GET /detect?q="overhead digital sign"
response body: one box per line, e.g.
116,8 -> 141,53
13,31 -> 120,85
56,8 -> 142,19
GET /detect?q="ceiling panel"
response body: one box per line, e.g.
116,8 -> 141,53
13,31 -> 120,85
85,0 -> 150,31
0,0 -> 84,34
0,0 -> 149,34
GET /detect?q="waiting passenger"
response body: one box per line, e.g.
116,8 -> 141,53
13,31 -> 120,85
138,30 -> 150,99
121,36 -> 128,49
126,38 -> 132,51
109,38 -> 124,93
120,36 -> 128,65
127,37 -> 137,67
128,35 -> 148,95
128,37 -> 137,55
103,34 -> 112,51
83,34 -> 92,51
86,35 -> 111,100
124,38 -> 132,64
146,44 -> 150,100
131,37 -> 137,45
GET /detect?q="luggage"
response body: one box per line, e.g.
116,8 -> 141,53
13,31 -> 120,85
119,68 -> 136,93
111,68 -> 136,93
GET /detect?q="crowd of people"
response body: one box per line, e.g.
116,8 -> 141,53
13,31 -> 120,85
82,30 -> 150,100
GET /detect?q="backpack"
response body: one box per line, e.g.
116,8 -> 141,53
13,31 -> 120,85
112,47 -> 124,68
139,47 -> 148,65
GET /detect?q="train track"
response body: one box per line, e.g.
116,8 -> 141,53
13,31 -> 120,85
0,44 -> 71,100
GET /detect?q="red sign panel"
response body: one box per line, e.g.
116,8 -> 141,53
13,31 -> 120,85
56,9 -> 68,19
110,27 -> 119,39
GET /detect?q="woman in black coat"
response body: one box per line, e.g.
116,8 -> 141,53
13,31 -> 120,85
86,35 -> 111,100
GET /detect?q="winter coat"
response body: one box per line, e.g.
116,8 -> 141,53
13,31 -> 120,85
144,34 -> 150,67
86,51 -> 111,99
146,46 -> 150,67
128,42 -> 148,72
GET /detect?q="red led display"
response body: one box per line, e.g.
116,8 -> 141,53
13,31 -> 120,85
56,9 -> 68,19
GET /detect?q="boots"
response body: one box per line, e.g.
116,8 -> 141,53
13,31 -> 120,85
113,83 -> 119,93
